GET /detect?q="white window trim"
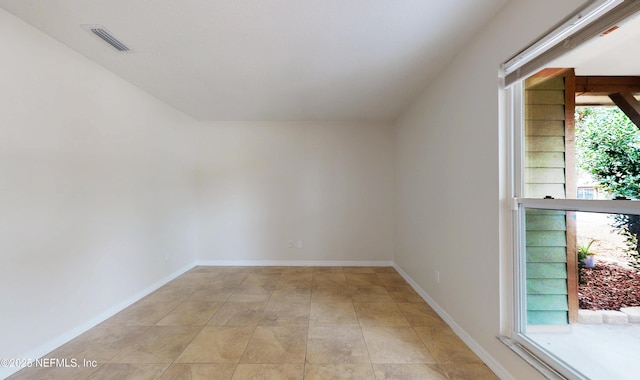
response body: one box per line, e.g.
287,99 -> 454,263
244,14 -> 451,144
518,198 -> 640,214
506,78 -> 594,380
502,0 -> 627,86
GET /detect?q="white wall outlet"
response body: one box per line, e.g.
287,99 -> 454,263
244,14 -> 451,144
435,270 -> 440,284
288,240 -> 293,248
297,240 -> 303,249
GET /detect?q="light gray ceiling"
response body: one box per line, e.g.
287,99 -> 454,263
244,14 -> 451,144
0,0 -> 508,122
548,11 -> 640,106
550,11 -> 640,76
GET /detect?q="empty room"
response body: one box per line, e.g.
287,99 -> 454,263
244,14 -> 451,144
3,0 -> 638,379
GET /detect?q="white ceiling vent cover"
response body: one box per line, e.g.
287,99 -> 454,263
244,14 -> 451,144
82,25 -> 131,52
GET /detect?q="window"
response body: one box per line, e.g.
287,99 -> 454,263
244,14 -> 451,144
503,1 -> 640,378
577,187 -> 595,200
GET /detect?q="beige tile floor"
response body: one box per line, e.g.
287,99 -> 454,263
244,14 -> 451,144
8,266 -> 498,380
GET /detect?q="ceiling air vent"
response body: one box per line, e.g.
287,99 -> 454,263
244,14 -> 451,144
82,25 -> 131,52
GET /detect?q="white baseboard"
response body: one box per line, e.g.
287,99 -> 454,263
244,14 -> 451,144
392,263 -> 514,380
0,263 -> 194,380
195,260 -> 394,267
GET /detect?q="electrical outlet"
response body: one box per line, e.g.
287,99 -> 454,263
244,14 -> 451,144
288,240 -> 293,248
435,270 -> 440,284
297,240 -> 303,249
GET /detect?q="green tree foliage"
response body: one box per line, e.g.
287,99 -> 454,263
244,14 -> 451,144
576,107 -> 640,269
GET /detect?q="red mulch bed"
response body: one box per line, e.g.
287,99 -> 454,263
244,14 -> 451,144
579,263 -> 640,310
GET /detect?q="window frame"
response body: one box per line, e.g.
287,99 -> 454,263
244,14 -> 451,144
503,2 -> 640,377
508,79 -> 640,379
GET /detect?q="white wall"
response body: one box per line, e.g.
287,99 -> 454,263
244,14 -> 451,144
393,0 -> 585,379
0,9 -> 198,366
197,122 -> 394,263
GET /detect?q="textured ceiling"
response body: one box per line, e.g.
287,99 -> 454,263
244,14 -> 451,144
0,0 -> 509,122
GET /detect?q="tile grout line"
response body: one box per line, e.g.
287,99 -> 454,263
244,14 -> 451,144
301,270 -> 314,379
355,274 -> 376,379
152,274 -> 213,378
234,272 -> 273,376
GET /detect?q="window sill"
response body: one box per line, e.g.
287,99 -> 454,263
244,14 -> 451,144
498,335 -> 568,380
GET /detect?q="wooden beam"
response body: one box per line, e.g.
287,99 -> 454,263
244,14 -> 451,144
564,70 -> 579,324
609,92 -> 640,128
531,68 -> 575,78
576,76 -> 640,96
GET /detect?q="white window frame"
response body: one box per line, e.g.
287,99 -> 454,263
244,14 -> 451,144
507,80 -> 640,380
503,1 -> 640,378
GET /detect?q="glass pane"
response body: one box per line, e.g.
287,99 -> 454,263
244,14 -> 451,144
524,74 -> 570,200
524,208 -> 569,325
523,208 -> 640,379
575,107 -> 640,201
524,75 -> 640,201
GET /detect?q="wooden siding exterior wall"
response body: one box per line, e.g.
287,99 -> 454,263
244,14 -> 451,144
524,76 -> 570,325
